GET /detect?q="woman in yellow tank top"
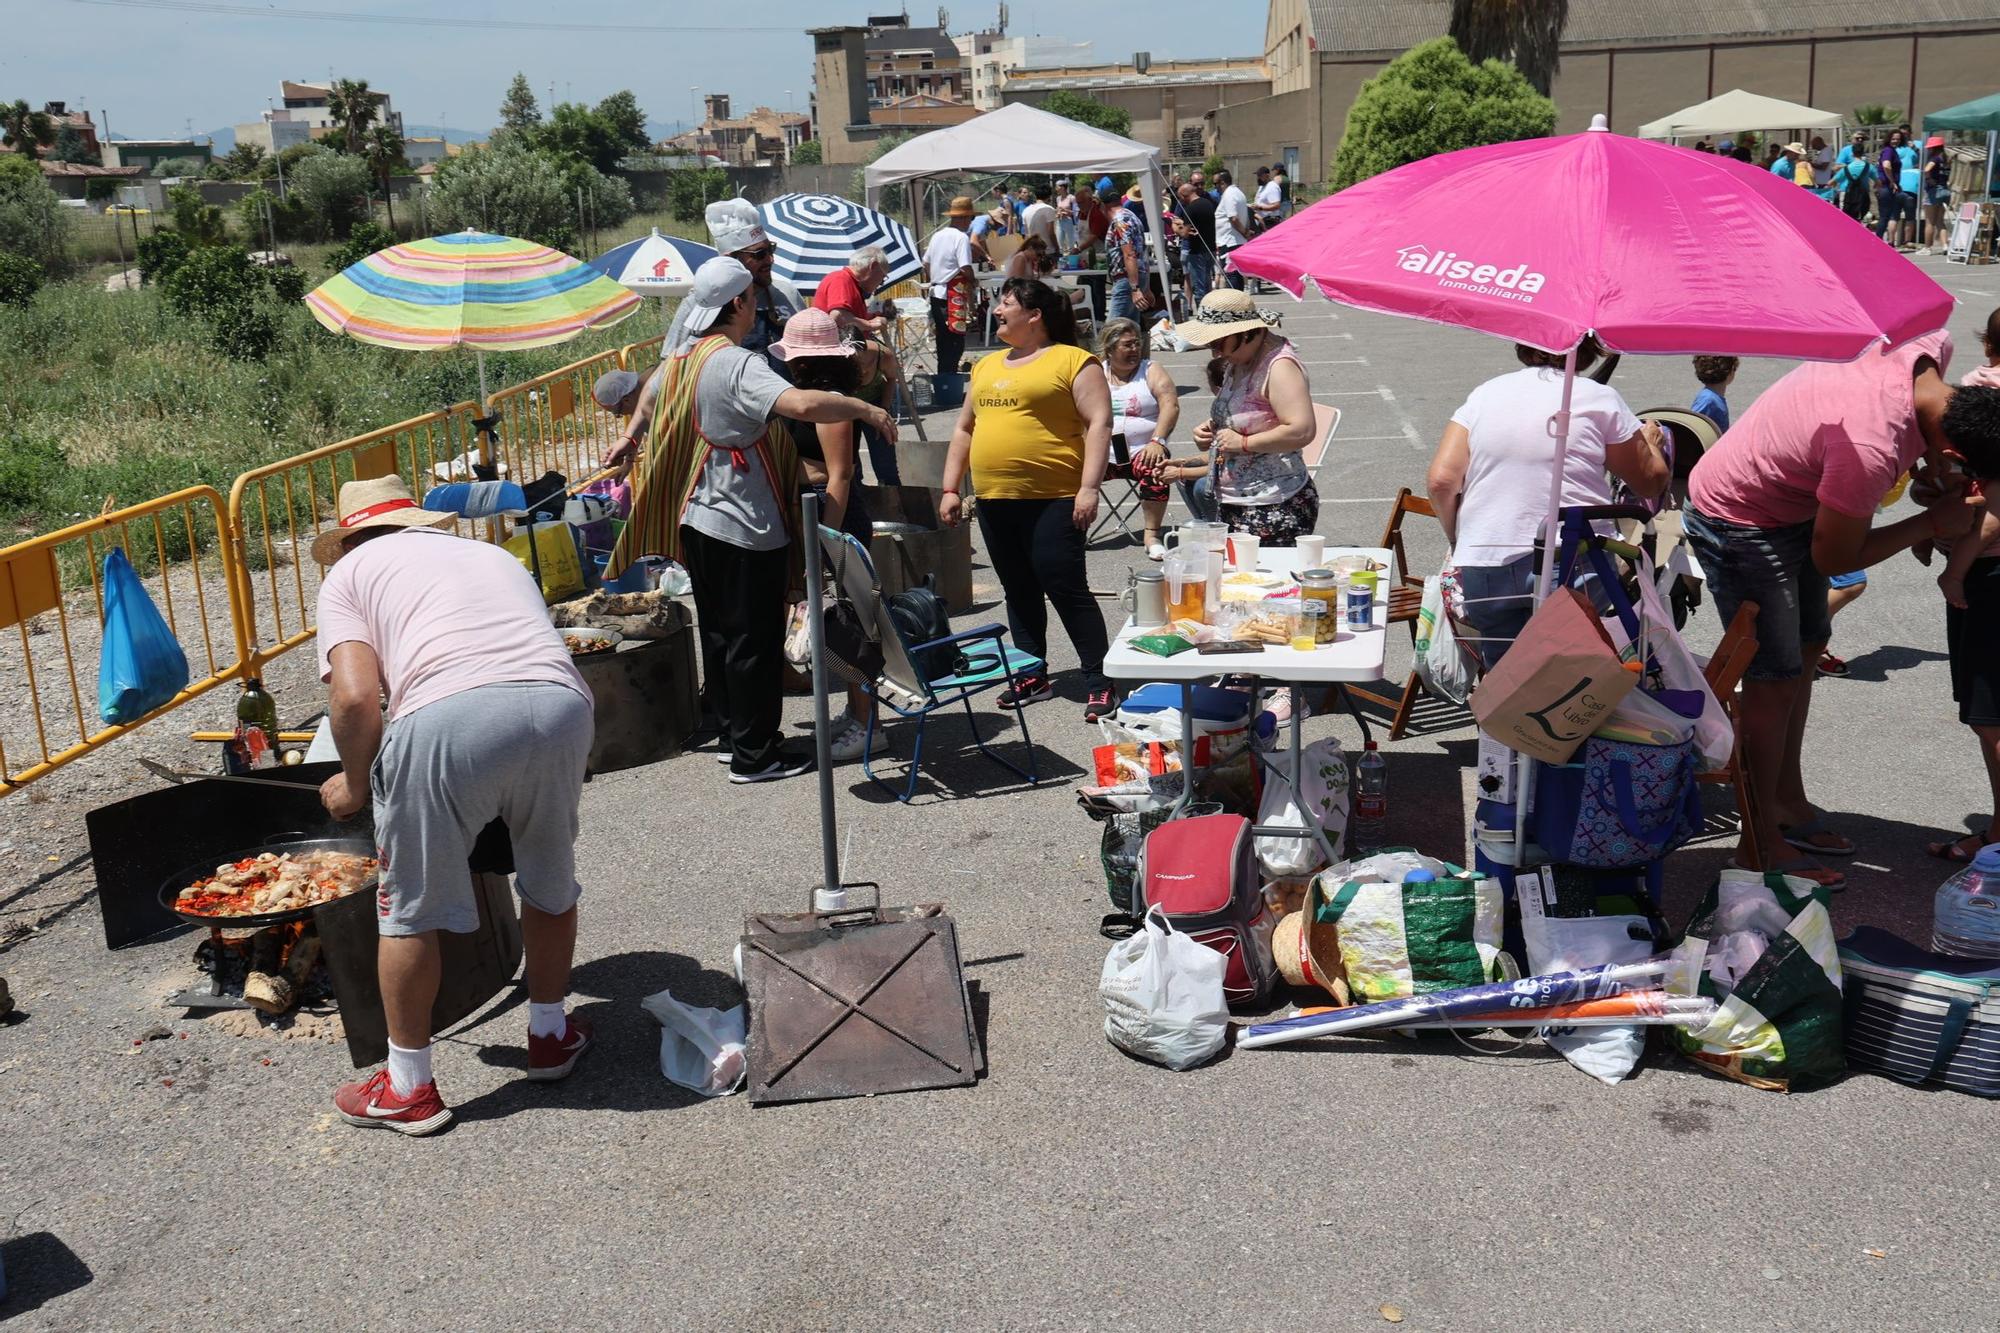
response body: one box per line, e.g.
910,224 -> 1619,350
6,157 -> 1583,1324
939,277 -> 1117,720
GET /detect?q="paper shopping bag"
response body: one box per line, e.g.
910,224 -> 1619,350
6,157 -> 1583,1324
1469,588 -> 1639,764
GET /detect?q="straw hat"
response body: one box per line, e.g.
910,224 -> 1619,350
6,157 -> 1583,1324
1783,141 -> 1807,155
311,476 -> 453,564
1177,287 -> 1283,347
1271,879 -> 1350,1003
946,195 -> 976,219
769,307 -> 853,362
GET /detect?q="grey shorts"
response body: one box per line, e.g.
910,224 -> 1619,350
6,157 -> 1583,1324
371,682 -> 593,936
1682,505 -> 1830,681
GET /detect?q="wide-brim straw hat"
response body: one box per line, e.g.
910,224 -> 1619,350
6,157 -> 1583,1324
1178,287 -> 1283,346
312,475 -> 452,564
1272,880 -> 1349,1003
946,195 -> 976,218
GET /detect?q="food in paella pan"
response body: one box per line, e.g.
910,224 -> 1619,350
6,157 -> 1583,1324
176,849 -> 378,917
563,633 -> 616,656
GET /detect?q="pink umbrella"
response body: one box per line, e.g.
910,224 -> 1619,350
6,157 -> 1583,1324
1230,115 -> 1955,845
1232,115 -> 1952,362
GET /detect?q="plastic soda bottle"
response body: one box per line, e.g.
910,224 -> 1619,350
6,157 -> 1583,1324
1352,741 -> 1388,854
1933,844 -> 2000,958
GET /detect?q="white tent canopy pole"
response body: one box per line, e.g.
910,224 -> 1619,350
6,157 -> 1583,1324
865,102 -> 1175,313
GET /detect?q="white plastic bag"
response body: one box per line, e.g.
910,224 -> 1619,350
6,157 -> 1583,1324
1628,552 -> 1732,771
1150,319 -> 1192,355
1519,870 -> 1655,1085
1254,737 -> 1350,877
640,988 -> 747,1097
1413,574 -> 1474,706
1100,907 -> 1229,1070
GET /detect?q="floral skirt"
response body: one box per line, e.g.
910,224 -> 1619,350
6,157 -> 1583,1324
1104,451 -> 1171,503
1221,480 -> 1319,546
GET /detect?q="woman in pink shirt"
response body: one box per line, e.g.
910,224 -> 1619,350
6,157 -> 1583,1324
1683,331 -> 2000,887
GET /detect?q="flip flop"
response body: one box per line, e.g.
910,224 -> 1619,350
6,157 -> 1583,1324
1750,857 -> 1846,892
1927,830 -> 2000,863
1780,815 -> 1856,857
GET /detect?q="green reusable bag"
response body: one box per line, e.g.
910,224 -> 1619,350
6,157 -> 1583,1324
1313,850 -> 1509,1003
1672,868 -> 1846,1092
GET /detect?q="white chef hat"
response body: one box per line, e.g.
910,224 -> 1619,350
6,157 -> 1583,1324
704,197 -> 768,255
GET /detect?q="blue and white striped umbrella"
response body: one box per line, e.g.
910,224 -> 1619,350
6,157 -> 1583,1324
759,193 -> 921,299
587,228 -> 718,296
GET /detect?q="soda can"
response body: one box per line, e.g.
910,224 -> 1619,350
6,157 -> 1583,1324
1344,576 -> 1373,630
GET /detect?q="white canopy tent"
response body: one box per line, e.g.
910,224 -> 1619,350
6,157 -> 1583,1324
864,103 -> 1176,314
1637,88 -> 1844,142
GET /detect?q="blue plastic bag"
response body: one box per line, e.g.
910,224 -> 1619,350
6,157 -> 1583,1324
98,547 -> 189,725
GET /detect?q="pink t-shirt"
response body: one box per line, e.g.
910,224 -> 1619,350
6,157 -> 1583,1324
316,529 -> 589,722
1689,330 -> 1953,527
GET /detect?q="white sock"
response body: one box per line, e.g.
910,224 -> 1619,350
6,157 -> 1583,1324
528,1000 -> 568,1039
386,1041 -> 432,1097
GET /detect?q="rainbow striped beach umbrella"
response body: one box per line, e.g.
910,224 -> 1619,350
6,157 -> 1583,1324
305,230 -> 643,416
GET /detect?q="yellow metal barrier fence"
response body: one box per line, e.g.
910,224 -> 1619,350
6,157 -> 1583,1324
0,334 -> 669,797
0,488 -> 247,796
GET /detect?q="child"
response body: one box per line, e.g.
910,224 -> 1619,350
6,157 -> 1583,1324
1940,307 -> 2000,609
1691,356 -> 1738,434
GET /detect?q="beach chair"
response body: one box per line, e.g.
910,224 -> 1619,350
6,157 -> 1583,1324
817,525 -> 1046,804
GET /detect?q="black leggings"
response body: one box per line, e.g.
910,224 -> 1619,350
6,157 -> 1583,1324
975,496 -> 1109,687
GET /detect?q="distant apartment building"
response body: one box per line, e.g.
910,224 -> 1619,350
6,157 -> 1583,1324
809,15 -> 980,165
101,138 -> 213,171
1001,54 -> 1273,162
33,102 -> 102,160
234,78 -> 403,155
665,94 -> 811,166
954,27 -> 1092,110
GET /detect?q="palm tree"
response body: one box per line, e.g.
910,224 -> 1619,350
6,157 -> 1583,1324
364,123 -> 406,231
1852,104 -> 1905,128
1448,0 -> 1570,97
1,99 -> 56,157
326,78 -> 379,155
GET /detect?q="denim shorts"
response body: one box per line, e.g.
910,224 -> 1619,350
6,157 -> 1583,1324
1682,505 -> 1830,680
1453,552 -> 1608,672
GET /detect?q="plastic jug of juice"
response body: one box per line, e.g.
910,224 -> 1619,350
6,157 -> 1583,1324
1163,548 -> 1209,623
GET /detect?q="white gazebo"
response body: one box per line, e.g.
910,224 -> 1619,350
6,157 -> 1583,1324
863,103 -> 1176,306
1636,89 -> 1844,143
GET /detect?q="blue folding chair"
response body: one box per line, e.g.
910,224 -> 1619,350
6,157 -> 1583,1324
818,525 -> 1045,803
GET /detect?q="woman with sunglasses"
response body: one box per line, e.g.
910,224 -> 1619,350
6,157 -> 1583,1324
1173,288 -> 1321,546
1095,316 -> 1182,559
938,277 -> 1118,721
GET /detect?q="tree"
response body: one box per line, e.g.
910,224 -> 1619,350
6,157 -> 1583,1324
0,152 -> 70,271
0,100 -> 54,157
594,89 -> 651,155
790,138 -> 823,165
326,78 -> 379,154
364,123 -> 407,230
167,182 -> 227,244
500,72 -> 541,134
287,148 -> 373,239
1852,103 -> 1905,127
216,141 -> 268,179
153,155 -> 208,178
51,123 -> 96,165
254,140 -> 327,182
1329,37 -> 1557,190
1041,90 -> 1132,139
1448,0 -> 1570,97
430,140 -> 577,249
0,251 -> 41,306
530,101 -> 626,175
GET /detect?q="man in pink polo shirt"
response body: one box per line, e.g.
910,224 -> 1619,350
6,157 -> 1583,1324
1684,330 -> 2000,887
312,476 -> 595,1135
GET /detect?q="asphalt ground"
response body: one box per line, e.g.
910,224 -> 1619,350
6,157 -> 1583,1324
5,255 -> 2000,1331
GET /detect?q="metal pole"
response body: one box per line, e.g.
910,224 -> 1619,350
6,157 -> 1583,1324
1512,343 -> 1582,854
801,490 -> 844,911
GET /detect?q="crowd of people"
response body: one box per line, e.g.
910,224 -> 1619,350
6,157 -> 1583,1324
1692,123 -> 1961,253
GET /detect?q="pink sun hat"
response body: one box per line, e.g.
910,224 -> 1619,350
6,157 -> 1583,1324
769,308 -> 854,362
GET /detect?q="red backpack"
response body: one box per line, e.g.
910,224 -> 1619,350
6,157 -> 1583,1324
1139,814 -> 1278,1007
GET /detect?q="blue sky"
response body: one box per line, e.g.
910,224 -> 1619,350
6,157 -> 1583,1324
16,0 -> 1269,140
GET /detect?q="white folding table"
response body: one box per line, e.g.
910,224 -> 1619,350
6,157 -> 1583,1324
1101,546 -> 1393,864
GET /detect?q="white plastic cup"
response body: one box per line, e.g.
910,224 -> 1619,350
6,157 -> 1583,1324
1295,534 -> 1326,567
1228,532 -> 1261,570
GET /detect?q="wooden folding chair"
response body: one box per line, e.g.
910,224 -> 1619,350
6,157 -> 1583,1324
1697,599 -> 1762,869
1344,486 -> 1439,739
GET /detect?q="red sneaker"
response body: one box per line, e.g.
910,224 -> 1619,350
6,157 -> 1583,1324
526,1014 -> 593,1081
333,1069 -> 452,1136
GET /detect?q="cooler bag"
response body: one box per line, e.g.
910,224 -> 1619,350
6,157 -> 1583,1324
1535,734 -> 1703,869
1139,813 -> 1277,1007
1839,926 -> 2000,1098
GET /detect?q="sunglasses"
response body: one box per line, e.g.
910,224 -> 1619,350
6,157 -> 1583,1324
737,245 -> 776,261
